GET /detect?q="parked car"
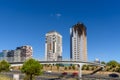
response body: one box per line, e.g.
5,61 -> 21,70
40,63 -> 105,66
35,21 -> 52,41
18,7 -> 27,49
109,73 -> 119,78
62,72 -> 67,75
72,72 -> 78,77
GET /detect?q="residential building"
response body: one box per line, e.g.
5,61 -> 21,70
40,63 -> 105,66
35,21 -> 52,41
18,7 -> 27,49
70,23 -> 87,61
0,52 -> 4,61
18,45 -> 33,62
7,50 -> 14,62
0,45 -> 33,62
45,31 -> 62,61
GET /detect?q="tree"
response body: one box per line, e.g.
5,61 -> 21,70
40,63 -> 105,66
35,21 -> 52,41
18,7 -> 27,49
101,61 -> 106,65
64,66 -> 67,70
91,66 -> 95,70
69,66 -> 71,70
82,65 -> 87,70
106,60 -> 120,72
72,65 -> 75,70
50,64 -> 53,70
21,59 -> 42,80
103,60 -> 120,72
86,65 -> 90,70
116,67 -> 120,72
56,64 -> 60,71
107,60 -> 119,68
0,60 -> 10,72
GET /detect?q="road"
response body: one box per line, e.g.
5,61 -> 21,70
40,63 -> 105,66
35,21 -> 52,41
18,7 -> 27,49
1,70 -> 120,80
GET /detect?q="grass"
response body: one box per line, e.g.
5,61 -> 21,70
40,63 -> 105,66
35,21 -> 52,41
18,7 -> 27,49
0,74 -> 13,80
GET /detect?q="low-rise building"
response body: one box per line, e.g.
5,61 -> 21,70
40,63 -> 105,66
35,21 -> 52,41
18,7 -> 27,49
0,45 -> 33,62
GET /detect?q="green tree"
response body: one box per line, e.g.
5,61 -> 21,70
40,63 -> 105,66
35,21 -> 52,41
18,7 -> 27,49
116,67 -> 120,72
106,68 -> 110,71
101,61 -> 106,65
56,64 -> 60,71
21,59 -> 42,80
72,65 -> 75,70
107,60 -> 119,68
106,60 -> 120,72
64,66 -> 67,70
69,66 -> 71,70
86,65 -> 90,70
82,65 -> 87,70
91,66 -> 95,70
50,64 -> 53,70
0,60 -> 10,72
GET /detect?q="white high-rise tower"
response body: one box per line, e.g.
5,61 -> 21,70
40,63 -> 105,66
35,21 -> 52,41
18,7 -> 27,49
45,31 -> 62,61
70,23 -> 87,61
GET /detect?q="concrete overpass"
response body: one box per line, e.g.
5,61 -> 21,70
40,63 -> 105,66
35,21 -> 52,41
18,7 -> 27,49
9,61 -> 105,79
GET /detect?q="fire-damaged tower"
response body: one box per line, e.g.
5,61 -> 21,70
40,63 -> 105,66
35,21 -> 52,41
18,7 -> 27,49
70,22 -> 87,61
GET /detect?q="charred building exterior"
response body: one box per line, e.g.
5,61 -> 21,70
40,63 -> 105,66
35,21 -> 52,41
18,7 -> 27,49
45,31 -> 62,61
70,23 -> 87,61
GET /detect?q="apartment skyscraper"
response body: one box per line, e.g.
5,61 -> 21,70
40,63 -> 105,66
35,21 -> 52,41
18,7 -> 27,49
45,31 -> 62,61
70,23 -> 87,61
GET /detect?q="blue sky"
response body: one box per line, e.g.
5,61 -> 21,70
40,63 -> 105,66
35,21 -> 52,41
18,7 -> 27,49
0,0 -> 120,62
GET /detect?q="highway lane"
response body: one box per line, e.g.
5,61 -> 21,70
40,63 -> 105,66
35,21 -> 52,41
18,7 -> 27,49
1,71 -> 120,80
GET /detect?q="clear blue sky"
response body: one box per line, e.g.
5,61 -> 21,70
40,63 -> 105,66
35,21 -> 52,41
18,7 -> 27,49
0,0 -> 120,62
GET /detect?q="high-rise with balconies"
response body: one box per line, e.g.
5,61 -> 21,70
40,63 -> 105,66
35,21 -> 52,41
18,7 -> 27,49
45,31 -> 62,61
70,23 -> 87,61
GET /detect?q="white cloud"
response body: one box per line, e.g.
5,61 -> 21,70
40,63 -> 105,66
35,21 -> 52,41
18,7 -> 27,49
50,13 -> 62,19
56,13 -> 61,17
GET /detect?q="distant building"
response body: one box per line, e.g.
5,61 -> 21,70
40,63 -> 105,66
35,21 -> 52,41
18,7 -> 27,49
2,50 -> 9,60
0,45 -> 33,62
45,31 -> 62,61
7,50 -> 14,62
70,23 -> 87,61
0,52 -> 4,61
14,49 -> 21,62
0,50 -> 9,61
16,46 -> 33,61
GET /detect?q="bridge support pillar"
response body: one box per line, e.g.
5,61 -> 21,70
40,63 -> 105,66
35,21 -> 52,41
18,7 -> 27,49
78,63 -> 83,79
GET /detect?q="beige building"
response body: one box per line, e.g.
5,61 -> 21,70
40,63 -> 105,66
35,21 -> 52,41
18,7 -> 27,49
45,31 -> 62,61
70,23 -> 87,61
0,45 -> 33,62
17,45 -> 33,62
